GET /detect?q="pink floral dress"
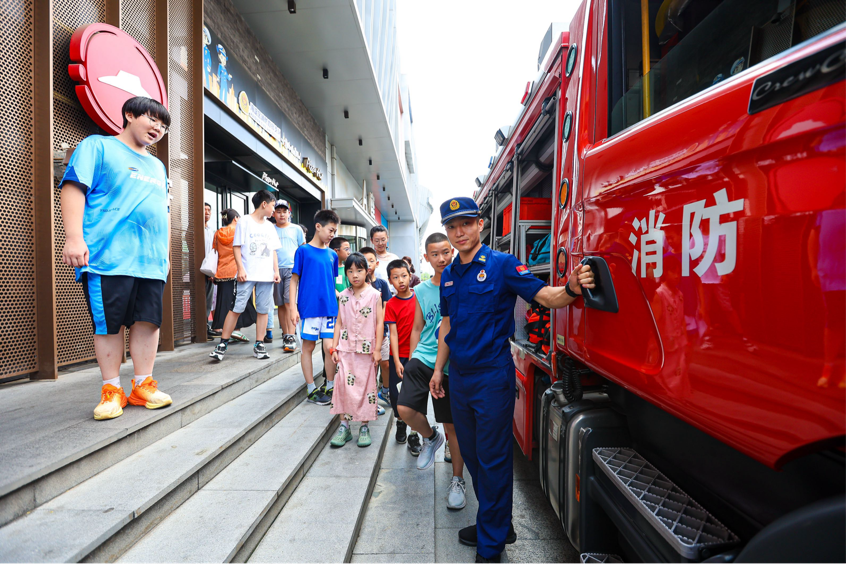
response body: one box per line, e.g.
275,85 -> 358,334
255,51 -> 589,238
331,285 -> 381,421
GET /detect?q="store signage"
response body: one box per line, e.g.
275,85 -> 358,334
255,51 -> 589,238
261,172 -> 279,188
203,23 -> 326,187
249,102 -> 281,141
69,23 -> 168,135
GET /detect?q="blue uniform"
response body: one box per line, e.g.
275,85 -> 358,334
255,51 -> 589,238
61,135 -> 170,282
440,243 -> 545,559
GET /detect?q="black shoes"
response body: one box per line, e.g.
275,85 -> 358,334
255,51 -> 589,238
263,331 -> 273,343
475,553 -> 501,563
407,431 -> 422,456
395,420 -> 408,444
458,523 -> 517,547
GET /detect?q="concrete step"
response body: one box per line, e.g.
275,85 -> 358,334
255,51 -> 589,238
116,400 -> 338,563
248,416 -> 394,563
0,341 -> 305,529
0,352 -> 323,563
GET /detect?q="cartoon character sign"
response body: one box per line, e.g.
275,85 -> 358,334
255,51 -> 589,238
216,44 -> 231,104
202,27 -> 212,89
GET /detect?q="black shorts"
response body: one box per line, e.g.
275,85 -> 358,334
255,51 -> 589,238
81,273 -> 165,335
397,357 -> 453,424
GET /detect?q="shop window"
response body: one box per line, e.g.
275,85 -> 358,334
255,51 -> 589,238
607,0 -> 845,137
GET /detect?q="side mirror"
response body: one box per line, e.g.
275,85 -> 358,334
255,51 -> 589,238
579,256 -> 619,313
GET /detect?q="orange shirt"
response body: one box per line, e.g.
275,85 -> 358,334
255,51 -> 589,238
213,224 -> 237,279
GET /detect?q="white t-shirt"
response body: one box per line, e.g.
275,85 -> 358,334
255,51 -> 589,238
204,224 -> 214,258
233,215 -> 282,282
374,251 -> 400,290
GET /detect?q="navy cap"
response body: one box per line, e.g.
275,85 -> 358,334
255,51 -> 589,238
440,197 -> 480,225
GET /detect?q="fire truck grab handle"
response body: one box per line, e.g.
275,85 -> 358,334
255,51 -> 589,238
579,257 -> 619,314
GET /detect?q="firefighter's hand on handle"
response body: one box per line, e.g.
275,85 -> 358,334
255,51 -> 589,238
430,368 -> 446,399
569,263 -> 595,294
62,236 -> 89,267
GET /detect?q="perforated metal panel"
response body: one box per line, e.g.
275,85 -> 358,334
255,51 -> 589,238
53,0 -> 105,366
168,0 -> 196,342
0,0 -> 37,377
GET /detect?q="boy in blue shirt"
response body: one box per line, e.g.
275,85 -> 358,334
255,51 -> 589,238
60,96 -> 173,421
290,209 -> 341,405
269,199 -> 304,352
210,190 -> 281,362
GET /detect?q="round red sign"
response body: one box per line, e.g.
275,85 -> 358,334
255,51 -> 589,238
69,23 -> 168,135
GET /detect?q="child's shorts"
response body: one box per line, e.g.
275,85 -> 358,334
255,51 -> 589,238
273,268 -> 292,305
81,273 -> 164,335
234,281 -> 274,315
397,358 -> 453,423
300,316 -> 335,341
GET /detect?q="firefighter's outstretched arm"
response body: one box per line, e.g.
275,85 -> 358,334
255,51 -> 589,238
534,264 -> 594,309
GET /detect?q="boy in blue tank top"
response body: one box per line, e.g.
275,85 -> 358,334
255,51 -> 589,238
60,96 -> 173,421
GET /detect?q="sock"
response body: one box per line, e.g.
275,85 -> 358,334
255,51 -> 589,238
255,340 -> 262,346
103,377 -> 121,389
326,380 -> 334,390
381,386 -> 389,395
220,337 -> 229,345
428,429 -> 438,441
133,374 -> 152,387
361,423 -> 368,431
307,382 -> 316,393
340,420 -> 350,429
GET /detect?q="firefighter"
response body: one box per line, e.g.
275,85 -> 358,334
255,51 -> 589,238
430,197 -> 594,563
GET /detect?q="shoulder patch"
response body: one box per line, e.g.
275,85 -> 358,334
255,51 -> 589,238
516,264 -> 530,276
479,254 -> 486,263
444,280 -> 454,287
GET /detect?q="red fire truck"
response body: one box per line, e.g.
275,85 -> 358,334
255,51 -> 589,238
474,1 -> 845,561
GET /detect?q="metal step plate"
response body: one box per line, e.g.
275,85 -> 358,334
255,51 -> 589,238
580,553 -> 623,563
593,447 -> 739,560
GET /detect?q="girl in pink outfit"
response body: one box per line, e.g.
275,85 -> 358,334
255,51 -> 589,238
330,253 -> 384,448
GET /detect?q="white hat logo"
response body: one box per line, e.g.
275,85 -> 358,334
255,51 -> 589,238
98,70 -> 152,98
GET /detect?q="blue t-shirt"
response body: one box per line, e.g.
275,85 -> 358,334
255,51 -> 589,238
275,224 -> 304,268
440,245 -> 545,371
411,279 -> 448,375
293,243 -> 339,318
61,135 -> 169,282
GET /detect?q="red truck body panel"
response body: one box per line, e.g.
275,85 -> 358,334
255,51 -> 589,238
480,0 -> 845,469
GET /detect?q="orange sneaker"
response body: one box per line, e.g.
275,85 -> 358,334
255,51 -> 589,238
128,377 -> 173,409
94,384 -> 128,420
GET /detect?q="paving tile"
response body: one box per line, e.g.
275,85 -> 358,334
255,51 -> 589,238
505,539 -> 579,563
117,490 -> 275,563
353,468 -> 434,555
351,553 -> 435,563
275,401 -> 336,428
379,435 -> 421,470
434,527 -> 477,564
512,479 -> 567,541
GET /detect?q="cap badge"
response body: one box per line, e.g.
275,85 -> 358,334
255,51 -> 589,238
477,270 -> 487,282
449,200 -> 460,211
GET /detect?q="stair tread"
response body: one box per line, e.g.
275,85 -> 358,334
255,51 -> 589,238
118,404 -> 334,563
0,359 -> 316,563
248,421 -> 390,563
592,447 -> 739,559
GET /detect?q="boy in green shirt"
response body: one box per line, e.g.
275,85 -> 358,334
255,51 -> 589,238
329,237 -> 351,295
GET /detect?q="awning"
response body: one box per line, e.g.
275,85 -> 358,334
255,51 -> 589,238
330,198 -> 377,229
205,160 -> 277,193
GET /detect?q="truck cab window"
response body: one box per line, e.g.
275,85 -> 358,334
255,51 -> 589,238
607,0 -> 846,137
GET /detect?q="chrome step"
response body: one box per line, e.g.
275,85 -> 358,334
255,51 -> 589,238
592,447 -> 739,560
580,553 -> 623,563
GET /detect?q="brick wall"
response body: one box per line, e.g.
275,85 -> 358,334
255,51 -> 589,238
204,0 -> 327,160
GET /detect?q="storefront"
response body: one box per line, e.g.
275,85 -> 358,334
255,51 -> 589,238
201,22 -> 326,234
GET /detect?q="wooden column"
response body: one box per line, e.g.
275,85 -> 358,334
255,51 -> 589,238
32,0 -> 57,379
155,0 -> 175,351
192,0 -> 208,342
105,0 -> 119,25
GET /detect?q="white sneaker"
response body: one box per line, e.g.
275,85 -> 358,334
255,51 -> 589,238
416,428 -> 444,470
447,476 -> 466,510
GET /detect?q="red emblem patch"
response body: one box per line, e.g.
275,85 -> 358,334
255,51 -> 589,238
516,264 -> 530,276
